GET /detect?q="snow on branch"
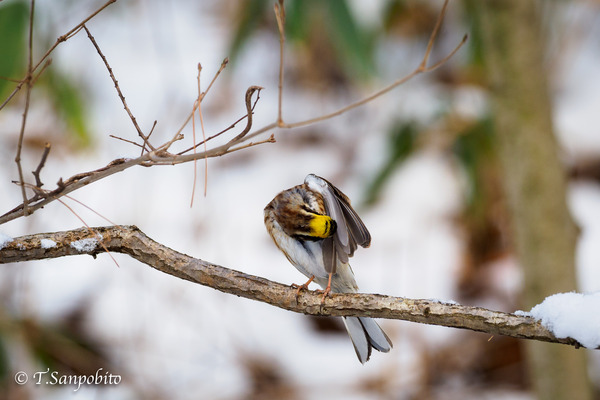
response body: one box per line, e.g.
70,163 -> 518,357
0,225 -> 595,350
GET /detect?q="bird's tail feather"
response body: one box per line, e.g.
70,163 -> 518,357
342,316 -> 392,364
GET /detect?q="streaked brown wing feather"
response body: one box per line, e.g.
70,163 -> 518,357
322,236 -> 336,274
320,176 -> 371,251
337,197 -> 371,249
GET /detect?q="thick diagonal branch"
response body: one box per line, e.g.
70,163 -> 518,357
0,225 -> 590,350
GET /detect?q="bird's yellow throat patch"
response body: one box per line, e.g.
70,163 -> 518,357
308,214 -> 335,238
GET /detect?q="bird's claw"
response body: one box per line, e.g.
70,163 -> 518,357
319,286 -> 331,304
291,275 -> 315,302
315,285 -> 331,313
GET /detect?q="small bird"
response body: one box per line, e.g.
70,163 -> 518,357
264,174 -> 392,363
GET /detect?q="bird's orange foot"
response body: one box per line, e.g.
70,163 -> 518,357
318,285 -> 331,305
291,275 -> 315,301
316,273 -> 333,311
313,286 -> 332,313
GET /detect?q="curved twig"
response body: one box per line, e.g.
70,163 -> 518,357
0,0 -> 465,227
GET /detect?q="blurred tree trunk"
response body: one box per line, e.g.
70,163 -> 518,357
476,1 -> 592,400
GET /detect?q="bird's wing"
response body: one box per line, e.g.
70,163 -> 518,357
305,174 -> 371,273
321,236 -> 337,274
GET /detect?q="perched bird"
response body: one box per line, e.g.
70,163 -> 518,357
264,174 -> 392,363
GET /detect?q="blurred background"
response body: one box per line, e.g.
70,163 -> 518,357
0,0 -> 599,399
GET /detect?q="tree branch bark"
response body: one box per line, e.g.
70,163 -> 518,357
0,225 -> 592,350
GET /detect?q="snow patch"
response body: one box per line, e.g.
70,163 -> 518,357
70,235 -> 102,252
522,292 -> 600,348
40,239 -> 57,249
513,310 -> 531,317
0,233 -> 12,250
428,298 -> 459,305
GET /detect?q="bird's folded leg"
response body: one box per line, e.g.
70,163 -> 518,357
316,272 -> 333,311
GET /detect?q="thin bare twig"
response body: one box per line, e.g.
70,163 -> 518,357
226,86 -> 263,145
283,37 -> 468,129
425,34 -> 468,71
1,1 -> 461,226
274,0 -> 285,126
33,0 -> 117,72
30,59 -> 52,86
109,127 -> 157,156
203,58 -> 228,101
150,86 -> 264,160
177,92 -> 260,156
242,0 -> 467,142
0,76 -> 23,83
1,157 -> 141,225
173,58 -> 229,144
142,121 -> 158,156
0,0 -> 118,112
62,194 -> 117,227
198,66 -> 209,198
419,0 -> 449,70
52,198 -> 119,267
109,135 -> 144,149
156,60 -> 229,156
190,63 -> 209,206
0,60 -> 52,111
83,24 -> 154,152
191,110 -> 198,205
32,142 -> 51,187
177,116 -> 245,156
1,85 -> 269,224
15,181 -> 119,266
14,0 -> 36,216
226,134 -> 276,154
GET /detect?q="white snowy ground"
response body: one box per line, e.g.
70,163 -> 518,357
1,1 -> 599,399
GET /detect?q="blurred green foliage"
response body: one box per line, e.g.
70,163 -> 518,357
0,335 -> 8,387
0,0 -> 27,101
363,121 -> 418,206
452,117 -> 496,219
462,0 -> 487,68
0,0 -> 92,148
452,117 -> 506,271
229,0 -> 270,62
0,313 -> 110,394
229,0 -> 375,81
43,69 -> 91,147
362,115 -> 505,277
229,0 -> 502,267
23,317 -> 109,376
321,1 -> 375,79
364,117 -> 498,215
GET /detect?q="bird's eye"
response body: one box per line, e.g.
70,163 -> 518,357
300,204 -> 315,214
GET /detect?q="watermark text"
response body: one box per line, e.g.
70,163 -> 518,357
14,368 -> 121,392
